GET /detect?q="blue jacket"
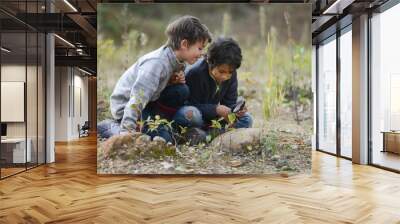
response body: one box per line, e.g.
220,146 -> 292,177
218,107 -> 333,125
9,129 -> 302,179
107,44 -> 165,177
185,58 -> 238,121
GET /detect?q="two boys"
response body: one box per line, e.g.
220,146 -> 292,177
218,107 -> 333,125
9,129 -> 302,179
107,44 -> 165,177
98,15 -> 211,140
98,15 -> 252,144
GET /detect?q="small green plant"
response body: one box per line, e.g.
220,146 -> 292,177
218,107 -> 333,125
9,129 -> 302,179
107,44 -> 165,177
227,113 -> 237,129
146,115 -> 174,132
130,89 -> 146,132
138,114 -> 178,147
179,125 -> 187,135
211,113 -> 237,130
175,125 -> 188,145
210,117 -> 224,130
206,134 -> 212,143
206,113 -> 238,144
262,131 -> 279,155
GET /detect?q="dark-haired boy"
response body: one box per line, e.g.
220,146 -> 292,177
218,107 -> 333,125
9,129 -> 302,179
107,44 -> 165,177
98,15 -> 212,141
179,37 -> 253,135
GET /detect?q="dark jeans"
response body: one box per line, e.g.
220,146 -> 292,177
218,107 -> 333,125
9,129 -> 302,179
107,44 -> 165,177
142,83 -> 253,142
98,84 -> 198,143
141,84 -> 200,143
98,84 -> 253,142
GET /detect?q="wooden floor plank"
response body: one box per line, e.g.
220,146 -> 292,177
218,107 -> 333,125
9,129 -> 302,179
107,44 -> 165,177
0,135 -> 399,223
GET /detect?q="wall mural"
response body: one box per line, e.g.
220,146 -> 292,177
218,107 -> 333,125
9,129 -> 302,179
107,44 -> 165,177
97,3 -> 312,175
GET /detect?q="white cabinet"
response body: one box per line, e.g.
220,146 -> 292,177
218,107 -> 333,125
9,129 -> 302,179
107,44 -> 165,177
1,138 -> 32,163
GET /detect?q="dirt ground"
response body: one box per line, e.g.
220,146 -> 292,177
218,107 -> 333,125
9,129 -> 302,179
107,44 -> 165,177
97,106 -> 312,175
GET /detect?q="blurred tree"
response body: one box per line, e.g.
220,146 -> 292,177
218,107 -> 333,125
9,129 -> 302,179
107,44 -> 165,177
259,5 -> 266,42
222,11 -> 231,36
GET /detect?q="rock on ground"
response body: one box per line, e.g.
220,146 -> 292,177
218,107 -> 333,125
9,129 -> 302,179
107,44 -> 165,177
210,128 -> 264,154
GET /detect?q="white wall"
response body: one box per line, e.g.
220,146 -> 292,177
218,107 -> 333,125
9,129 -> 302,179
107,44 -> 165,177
76,71 -> 89,139
1,63 -> 46,164
54,67 -> 89,141
1,65 -> 26,140
55,67 -> 69,141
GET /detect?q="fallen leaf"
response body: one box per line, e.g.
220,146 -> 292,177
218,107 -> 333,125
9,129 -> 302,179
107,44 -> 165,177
230,160 -> 242,167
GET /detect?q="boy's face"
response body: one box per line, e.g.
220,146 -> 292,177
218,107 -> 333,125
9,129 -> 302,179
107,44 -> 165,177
210,64 -> 234,84
179,40 -> 206,65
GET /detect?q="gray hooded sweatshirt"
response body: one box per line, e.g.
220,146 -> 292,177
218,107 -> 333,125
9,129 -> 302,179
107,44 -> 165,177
110,45 -> 183,133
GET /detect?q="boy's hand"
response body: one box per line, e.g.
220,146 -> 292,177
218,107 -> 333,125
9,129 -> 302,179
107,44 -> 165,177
169,71 -> 185,85
235,105 -> 248,118
216,105 -> 231,121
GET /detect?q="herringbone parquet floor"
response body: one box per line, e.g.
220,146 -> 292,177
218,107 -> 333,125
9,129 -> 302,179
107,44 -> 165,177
1,135 -> 400,224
